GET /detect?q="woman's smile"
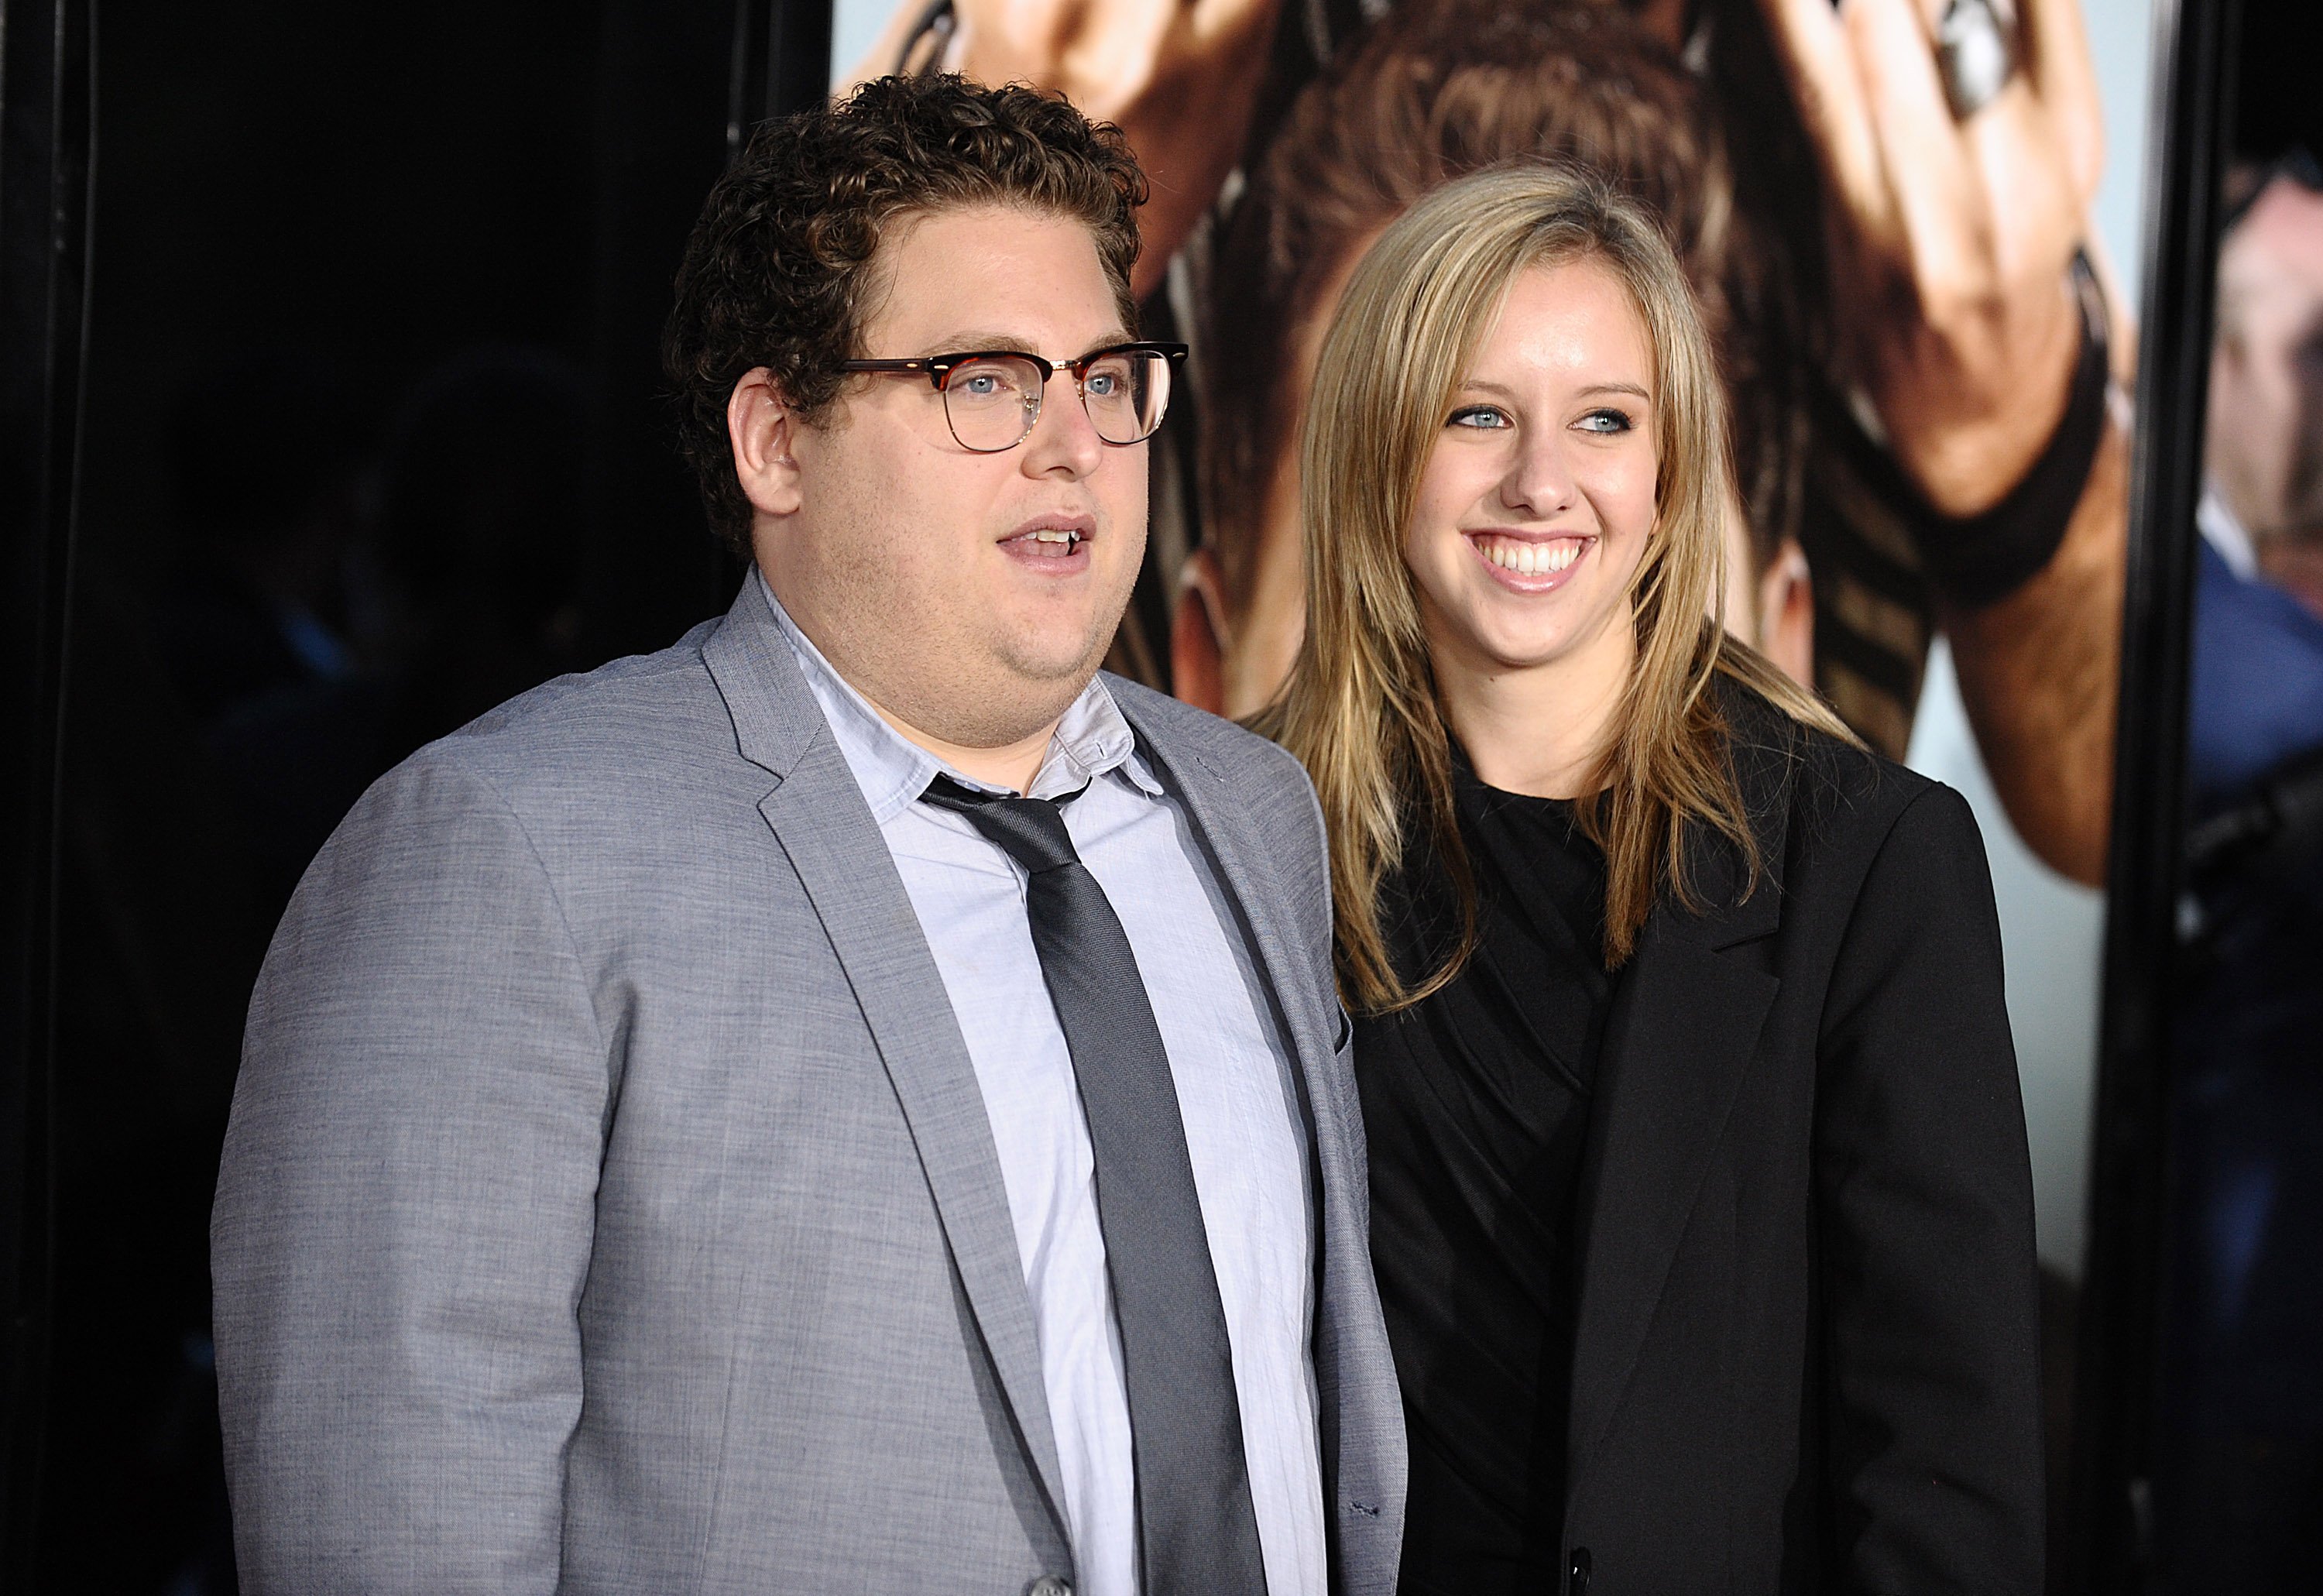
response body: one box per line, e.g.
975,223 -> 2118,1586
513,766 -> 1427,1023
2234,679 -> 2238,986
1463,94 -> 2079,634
1467,530 -> 1594,590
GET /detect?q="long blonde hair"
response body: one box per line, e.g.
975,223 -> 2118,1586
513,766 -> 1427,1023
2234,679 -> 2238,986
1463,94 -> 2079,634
1254,160 -> 1851,1012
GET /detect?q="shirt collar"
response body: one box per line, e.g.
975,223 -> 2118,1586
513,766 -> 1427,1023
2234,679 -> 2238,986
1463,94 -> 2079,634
758,568 -> 1159,821
2198,483 -> 2261,581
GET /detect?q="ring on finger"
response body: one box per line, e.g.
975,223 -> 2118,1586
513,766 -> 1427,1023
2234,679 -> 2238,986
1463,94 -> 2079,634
1936,0 -> 2017,120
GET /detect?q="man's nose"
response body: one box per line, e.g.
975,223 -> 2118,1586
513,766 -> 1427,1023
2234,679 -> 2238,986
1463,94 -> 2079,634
1019,372 -> 1109,478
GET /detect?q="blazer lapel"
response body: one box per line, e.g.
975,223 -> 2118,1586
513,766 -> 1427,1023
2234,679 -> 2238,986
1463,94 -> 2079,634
702,583 -> 1072,1537
1563,746 -> 1792,1508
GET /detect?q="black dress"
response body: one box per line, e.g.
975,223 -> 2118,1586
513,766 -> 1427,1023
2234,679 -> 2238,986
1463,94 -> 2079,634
1354,755 -> 1612,1596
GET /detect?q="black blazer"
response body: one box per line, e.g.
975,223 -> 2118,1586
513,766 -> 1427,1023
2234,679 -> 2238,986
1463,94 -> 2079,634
1553,683 -> 2043,1594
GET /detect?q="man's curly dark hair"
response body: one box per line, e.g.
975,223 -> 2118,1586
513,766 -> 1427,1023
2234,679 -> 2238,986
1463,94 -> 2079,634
664,74 -> 1148,556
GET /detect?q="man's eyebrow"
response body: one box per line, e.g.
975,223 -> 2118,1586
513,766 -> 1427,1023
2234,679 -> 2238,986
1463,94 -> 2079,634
1075,331 -> 1137,360
921,331 -> 1036,355
915,330 -> 1137,360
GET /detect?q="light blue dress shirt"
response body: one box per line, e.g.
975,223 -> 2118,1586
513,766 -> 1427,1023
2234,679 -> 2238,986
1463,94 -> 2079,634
765,575 -> 1326,1596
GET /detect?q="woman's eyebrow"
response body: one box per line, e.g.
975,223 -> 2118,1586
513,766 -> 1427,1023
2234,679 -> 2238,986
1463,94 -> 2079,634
1453,379 -> 1652,402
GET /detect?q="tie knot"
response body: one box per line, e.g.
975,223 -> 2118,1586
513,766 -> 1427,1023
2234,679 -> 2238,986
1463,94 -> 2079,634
921,775 -> 1084,874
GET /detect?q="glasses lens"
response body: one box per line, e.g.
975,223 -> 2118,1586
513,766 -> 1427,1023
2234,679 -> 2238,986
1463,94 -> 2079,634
1081,349 -> 1169,444
940,355 -> 1044,451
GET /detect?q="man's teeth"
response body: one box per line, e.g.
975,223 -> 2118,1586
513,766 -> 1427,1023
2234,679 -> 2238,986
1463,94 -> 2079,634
1479,537 -> 1582,576
1027,529 -> 1081,548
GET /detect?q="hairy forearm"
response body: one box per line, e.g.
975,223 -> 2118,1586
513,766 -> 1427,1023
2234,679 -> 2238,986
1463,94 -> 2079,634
1939,410 -> 2128,885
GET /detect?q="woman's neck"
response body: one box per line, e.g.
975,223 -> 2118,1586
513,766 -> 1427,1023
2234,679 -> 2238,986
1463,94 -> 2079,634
1432,622 -> 1634,801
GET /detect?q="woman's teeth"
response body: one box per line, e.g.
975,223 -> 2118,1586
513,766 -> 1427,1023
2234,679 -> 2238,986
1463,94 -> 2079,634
1477,537 -> 1583,576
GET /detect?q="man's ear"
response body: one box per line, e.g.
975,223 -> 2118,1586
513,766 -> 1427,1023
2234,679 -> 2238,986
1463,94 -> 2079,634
1755,536 -> 1816,689
1172,545 -> 1230,716
727,367 -> 804,519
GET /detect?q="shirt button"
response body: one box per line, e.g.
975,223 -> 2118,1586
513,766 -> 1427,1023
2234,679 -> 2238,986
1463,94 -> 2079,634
1026,1579 -> 1072,1596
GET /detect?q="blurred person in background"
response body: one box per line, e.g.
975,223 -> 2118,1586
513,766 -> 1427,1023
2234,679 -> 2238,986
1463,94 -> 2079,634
158,352 -> 390,904
2160,150 -> 2323,1594
2192,153 -> 2323,715
847,0 -> 2129,887
160,352 -> 372,724
155,347 -> 602,910
372,347 -> 595,759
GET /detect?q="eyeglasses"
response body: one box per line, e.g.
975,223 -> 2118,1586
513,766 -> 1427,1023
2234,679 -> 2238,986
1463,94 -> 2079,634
836,342 -> 1188,454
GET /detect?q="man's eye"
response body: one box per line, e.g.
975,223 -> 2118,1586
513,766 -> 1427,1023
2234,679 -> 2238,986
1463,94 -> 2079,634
1577,408 -> 1635,434
959,373 -> 1003,396
1448,405 -> 1510,430
1085,372 -> 1120,398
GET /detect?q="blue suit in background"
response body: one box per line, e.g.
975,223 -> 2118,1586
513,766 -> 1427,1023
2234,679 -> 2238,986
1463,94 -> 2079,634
2160,535 -> 2323,1590
2187,536 -> 2323,811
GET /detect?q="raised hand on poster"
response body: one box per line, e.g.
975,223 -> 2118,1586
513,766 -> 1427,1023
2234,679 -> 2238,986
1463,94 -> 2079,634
1758,0 -> 2105,517
844,0 -> 1282,298
1761,0 -> 2126,886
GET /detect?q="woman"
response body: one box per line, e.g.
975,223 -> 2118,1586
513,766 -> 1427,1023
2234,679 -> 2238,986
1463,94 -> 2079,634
1260,163 -> 2044,1593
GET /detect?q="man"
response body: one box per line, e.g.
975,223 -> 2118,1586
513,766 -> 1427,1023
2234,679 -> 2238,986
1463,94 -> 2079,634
2160,154 -> 2323,1591
211,75 -> 1403,1595
2191,157 -> 2323,813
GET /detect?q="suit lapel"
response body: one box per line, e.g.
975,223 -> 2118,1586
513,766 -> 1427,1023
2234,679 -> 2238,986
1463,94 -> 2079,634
702,584 -> 1072,1537
1112,695 -> 1343,1138
1564,726 -> 1793,1507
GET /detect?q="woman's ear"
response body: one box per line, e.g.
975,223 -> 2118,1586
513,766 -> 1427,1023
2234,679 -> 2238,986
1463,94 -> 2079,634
1172,545 -> 1231,716
727,367 -> 804,519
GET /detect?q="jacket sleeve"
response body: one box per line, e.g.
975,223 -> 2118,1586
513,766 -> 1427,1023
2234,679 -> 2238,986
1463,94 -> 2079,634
211,749 -> 610,1594
1813,781 -> 2046,1593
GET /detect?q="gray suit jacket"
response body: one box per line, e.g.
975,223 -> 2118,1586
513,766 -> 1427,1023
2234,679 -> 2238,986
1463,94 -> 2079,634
211,578 -> 1405,1595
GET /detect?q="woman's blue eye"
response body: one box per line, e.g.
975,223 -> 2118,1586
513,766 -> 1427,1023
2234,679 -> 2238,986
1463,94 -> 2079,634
1448,405 -> 1510,430
1577,408 -> 1635,434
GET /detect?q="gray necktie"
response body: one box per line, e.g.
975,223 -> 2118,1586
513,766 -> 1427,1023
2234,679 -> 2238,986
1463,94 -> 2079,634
922,774 -> 1270,1596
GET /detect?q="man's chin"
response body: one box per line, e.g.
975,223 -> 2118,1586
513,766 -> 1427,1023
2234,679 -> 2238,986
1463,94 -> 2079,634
881,627 -> 1110,747
994,645 -> 1113,705
993,607 -> 1125,685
